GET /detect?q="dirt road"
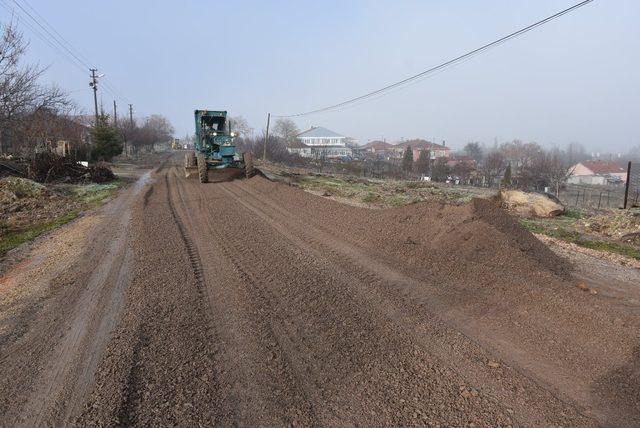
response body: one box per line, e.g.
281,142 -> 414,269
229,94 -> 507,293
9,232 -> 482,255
1,154 -> 638,426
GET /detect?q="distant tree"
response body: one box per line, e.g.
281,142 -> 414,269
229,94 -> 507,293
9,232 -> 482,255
228,115 -> 253,138
520,149 -> 574,194
273,118 -> 299,146
144,114 -> 174,142
499,140 -> 542,178
482,151 -> 506,187
90,114 -> 122,161
544,152 -> 575,195
123,114 -> 174,153
452,161 -> 473,183
432,157 -> 450,182
414,149 -> 430,175
401,146 -> 413,173
501,163 -> 512,187
464,142 -> 483,163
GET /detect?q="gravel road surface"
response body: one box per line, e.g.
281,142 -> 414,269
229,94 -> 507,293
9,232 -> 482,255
1,154 -> 638,426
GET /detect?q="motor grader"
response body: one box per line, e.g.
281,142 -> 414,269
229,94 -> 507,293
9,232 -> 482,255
185,110 -> 254,183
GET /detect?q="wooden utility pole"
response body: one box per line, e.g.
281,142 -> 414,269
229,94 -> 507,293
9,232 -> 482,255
263,113 -> 271,161
113,100 -> 118,127
90,68 -> 99,125
128,104 -> 134,128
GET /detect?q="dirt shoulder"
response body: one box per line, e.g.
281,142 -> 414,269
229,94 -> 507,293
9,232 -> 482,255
0,176 -> 129,260
0,154 -> 167,262
0,168 -> 151,426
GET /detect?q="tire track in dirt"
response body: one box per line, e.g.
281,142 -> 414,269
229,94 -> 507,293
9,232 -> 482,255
115,323 -> 150,426
79,165 -> 231,426
165,174 -> 206,288
169,166 -> 319,425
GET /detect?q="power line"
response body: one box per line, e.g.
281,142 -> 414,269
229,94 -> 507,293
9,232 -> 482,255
2,0 -> 129,104
15,0 -> 129,103
274,0 -> 594,118
16,0 -> 93,67
10,0 -> 92,70
14,0 -> 129,103
0,0 -> 87,74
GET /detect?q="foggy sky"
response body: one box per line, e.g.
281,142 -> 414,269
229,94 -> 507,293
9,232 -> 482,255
6,0 -> 639,152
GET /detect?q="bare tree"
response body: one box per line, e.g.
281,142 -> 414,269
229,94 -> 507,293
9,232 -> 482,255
544,152 -> 575,196
482,151 -> 506,187
120,114 -> 174,154
228,115 -> 253,138
452,161 -> 473,183
273,118 -> 299,146
520,149 -> 574,194
0,21 -> 71,154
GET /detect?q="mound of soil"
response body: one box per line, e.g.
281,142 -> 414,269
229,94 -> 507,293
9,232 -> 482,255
246,176 -> 571,283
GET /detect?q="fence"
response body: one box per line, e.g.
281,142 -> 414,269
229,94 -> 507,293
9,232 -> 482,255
561,161 -> 640,210
560,184 -> 627,210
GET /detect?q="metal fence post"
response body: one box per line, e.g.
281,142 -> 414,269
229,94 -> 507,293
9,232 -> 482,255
597,192 -> 602,209
623,161 -> 632,209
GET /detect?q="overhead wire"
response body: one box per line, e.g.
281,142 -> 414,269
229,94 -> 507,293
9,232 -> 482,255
0,0 -> 87,75
15,0 -> 130,103
16,0 -> 93,66
2,0 -> 129,104
273,0 -> 594,118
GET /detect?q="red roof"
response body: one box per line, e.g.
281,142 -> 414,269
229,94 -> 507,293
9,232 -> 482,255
361,140 -> 394,150
395,139 -> 449,151
582,160 -> 626,174
447,156 -> 476,168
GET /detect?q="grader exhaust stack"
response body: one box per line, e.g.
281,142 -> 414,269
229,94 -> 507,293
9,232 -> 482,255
185,110 -> 255,182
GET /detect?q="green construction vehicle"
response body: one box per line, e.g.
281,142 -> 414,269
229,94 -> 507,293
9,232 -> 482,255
185,109 -> 254,183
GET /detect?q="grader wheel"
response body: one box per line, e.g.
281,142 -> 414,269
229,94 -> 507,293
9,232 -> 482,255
197,154 -> 208,183
243,151 -> 255,178
185,151 -> 196,167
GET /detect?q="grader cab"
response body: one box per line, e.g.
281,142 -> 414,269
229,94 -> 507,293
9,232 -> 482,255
185,110 -> 254,183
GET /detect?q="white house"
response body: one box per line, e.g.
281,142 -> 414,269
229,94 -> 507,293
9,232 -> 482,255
288,126 -> 353,159
568,160 -> 627,185
298,126 -> 347,147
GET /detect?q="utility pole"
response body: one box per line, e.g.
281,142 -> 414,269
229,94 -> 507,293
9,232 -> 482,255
89,68 -> 99,125
128,104 -> 134,128
263,113 -> 271,161
113,100 -> 117,127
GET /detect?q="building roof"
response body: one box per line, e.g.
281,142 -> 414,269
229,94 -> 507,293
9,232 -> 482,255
447,156 -> 476,167
395,139 -> 449,151
580,160 -> 626,174
297,126 -> 345,139
361,140 -> 394,150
